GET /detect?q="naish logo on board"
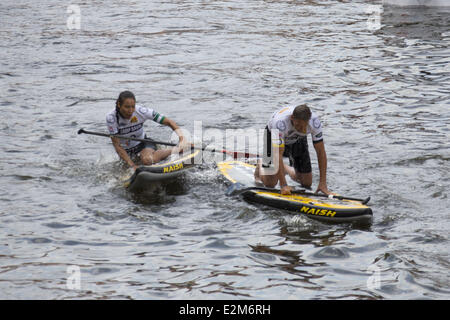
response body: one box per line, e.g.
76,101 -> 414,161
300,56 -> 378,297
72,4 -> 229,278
300,206 -> 336,217
163,163 -> 183,173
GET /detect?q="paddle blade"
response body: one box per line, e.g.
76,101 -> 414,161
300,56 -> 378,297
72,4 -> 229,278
225,182 -> 246,196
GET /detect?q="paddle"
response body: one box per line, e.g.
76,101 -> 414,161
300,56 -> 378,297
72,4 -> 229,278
77,128 -> 261,159
226,182 -> 371,204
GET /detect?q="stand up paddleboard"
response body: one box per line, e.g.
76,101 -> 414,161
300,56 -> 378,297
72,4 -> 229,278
218,161 -> 373,224
125,149 -> 200,192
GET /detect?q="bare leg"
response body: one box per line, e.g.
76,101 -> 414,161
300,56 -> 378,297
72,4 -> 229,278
253,162 -> 263,185
140,148 -> 173,165
284,163 -> 296,181
290,169 -> 312,189
151,148 -> 173,163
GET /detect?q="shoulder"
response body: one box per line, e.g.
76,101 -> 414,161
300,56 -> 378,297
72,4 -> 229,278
135,105 -> 152,116
276,105 -> 295,117
106,109 -> 118,134
269,106 -> 294,129
137,104 -> 162,117
106,109 -> 117,124
309,112 -> 324,142
309,112 -> 322,130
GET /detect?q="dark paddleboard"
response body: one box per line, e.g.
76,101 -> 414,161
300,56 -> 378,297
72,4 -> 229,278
218,160 -> 373,224
125,149 -> 200,192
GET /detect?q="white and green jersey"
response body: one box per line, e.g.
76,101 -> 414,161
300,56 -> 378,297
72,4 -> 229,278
106,105 -> 165,150
267,106 -> 323,146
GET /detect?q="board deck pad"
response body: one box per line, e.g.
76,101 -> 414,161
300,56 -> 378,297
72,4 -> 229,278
218,161 -> 373,224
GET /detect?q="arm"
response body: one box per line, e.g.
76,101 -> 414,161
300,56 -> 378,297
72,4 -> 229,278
106,114 -> 138,170
111,137 -> 138,170
313,141 -> 331,195
276,145 -> 292,195
162,117 -> 186,145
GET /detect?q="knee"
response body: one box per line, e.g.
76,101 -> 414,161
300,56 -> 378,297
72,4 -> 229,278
301,182 -> 312,189
259,173 -> 278,188
295,173 -> 312,188
264,180 -> 278,188
301,177 -> 312,189
141,154 -> 154,165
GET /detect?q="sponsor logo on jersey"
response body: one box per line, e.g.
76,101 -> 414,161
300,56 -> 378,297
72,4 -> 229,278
107,114 -> 115,123
118,123 -> 143,135
313,118 -> 321,129
276,120 -> 286,131
139,107 -> 148,114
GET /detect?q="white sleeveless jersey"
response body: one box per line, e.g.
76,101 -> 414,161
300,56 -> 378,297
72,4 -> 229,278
106,105 -> 165,150
267,106 -> 323,146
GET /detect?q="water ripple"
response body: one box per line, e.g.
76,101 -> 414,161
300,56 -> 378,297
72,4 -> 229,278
0,0 -> 448,300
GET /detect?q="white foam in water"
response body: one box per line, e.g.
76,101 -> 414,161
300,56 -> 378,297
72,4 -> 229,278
284,215 -> 310,227
94,151 -> 130,187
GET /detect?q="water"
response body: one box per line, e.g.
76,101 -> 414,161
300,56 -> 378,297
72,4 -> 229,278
0,0 -> 449,299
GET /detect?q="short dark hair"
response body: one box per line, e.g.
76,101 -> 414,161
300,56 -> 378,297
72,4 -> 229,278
292,104 -> 311,121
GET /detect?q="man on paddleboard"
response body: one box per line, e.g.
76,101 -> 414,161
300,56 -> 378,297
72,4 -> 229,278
254,104 -> 332,196
106,91 -> 187,170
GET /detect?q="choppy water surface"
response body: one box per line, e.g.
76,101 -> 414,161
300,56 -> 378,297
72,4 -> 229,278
0,0 -> 449,299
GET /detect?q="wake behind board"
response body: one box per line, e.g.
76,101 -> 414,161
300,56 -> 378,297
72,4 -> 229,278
125,149 -> 200,192
218,161 -> 373,224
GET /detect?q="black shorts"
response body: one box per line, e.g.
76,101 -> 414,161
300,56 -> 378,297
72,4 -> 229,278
264,127 -> 312,174
283,137 -> 312,174
125,135 -> 157,156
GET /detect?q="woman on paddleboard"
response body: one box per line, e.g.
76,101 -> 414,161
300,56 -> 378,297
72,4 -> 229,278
254,104 -> 332,196
106,91 -> 187,170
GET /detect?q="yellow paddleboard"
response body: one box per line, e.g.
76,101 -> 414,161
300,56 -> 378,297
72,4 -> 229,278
218,161 -> 373,224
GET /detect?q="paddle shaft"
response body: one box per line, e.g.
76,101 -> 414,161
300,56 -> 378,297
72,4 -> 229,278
78,128 -> 261,159
78,128 -> 175,146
